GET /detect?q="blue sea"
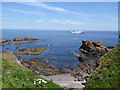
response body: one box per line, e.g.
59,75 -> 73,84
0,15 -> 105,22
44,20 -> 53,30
2,29 -> 118,70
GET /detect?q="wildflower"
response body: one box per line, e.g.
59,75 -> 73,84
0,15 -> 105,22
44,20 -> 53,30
34,81 -> 36,85
34,78 -> 47,86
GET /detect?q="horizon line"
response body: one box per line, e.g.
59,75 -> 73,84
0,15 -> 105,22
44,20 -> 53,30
2,29 -> 118,31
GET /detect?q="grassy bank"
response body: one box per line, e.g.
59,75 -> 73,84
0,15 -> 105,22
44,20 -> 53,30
85,45 -> 120,88
1,52 -> 61,88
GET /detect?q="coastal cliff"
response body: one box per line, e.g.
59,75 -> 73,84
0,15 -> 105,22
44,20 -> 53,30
85,45 -> 120,88
73,40 -> 119,88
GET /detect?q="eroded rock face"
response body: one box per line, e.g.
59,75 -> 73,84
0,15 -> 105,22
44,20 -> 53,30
79,40 -> 108,57
0,37 -> 11,46
14,48 -> 47,55
13,37 -> 41,43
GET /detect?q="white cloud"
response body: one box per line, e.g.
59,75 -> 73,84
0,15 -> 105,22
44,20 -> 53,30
19,1 -> 69,13
17,1 -> 96,19
5,0 -> 96,19
6,8 -> 44,15
51,19 -> 84,25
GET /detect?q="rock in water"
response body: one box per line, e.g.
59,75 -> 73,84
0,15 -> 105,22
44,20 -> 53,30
72,51 -> 75,53
79,40 -> 108,57
14,48 -> 47,55
13,37 -> 41,43
0,37 -> 11,46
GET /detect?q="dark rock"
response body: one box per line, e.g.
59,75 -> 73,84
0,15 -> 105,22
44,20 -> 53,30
75,54 -> 90,62
78,78 -> 84,81
81,82 -> 86,86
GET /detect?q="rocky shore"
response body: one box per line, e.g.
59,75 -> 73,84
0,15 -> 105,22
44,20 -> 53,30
0,37 -> 11,46
20,58 -> 61,75
13,37 -> 41,43
1,38 -> 116,88
14,48 -> 47,55
71,40 -> 114,83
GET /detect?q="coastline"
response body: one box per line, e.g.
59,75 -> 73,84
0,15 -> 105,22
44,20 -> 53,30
1,45 -> 118,88
1,34 -> 118,88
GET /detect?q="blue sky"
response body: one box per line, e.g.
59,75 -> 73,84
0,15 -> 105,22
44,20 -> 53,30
2,2 -> 118,31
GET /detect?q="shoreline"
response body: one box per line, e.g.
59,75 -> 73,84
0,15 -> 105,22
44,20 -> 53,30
1,37 -> 118,88
40,74 -> 86,88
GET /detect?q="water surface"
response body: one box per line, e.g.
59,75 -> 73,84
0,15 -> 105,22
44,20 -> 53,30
2,30 -> 118,69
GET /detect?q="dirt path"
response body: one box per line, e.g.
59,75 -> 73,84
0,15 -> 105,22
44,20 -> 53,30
40,74 -> 86,88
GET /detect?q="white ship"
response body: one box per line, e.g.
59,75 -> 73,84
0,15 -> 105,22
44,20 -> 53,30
70,30 -> 84,34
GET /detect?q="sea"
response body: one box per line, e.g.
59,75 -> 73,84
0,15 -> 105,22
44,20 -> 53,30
1,29 -> 118,70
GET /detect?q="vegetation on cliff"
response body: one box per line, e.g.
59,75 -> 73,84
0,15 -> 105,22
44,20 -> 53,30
1,52 -> 61,88
85,45 -> 120,88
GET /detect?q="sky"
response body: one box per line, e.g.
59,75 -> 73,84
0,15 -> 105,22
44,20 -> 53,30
2,2 -> 118,31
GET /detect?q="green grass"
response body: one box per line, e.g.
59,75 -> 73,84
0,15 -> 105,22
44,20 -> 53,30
85,45 -> 120,88
2,58 -> 61,88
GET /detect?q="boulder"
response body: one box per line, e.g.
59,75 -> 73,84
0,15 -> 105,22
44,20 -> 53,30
75,54 -> 90,62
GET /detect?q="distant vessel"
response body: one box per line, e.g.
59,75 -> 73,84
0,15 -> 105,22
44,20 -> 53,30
70,30 -> 84,34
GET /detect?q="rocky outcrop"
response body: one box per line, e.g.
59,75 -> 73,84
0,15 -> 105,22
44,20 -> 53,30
79,40 -> 108,57
14,48 -> 46,55
0,37 -> 11,46
12,37 -> 41,43
72,40 -> 109,82
21,58 -> 61,75
75,54 -> 90,62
